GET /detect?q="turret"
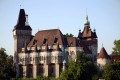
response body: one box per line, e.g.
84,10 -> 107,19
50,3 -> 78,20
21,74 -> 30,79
78,15 -> 98,61
97,47 -> 111,69
13,9 -> 32,54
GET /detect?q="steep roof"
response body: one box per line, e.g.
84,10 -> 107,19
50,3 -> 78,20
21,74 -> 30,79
78,15 -> 97,39
65,37 -> 80,47
111,55 -> 120,62
97,47 -> 110,59
27,29 -> 65,47
81,25 -> 97,39
13,9 -> 32,31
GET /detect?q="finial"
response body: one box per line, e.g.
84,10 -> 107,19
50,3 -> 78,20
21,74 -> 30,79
86,8 -> 88,20
84,13 -> 90,25
20,5 -> 21,9
86,15 -> 88,21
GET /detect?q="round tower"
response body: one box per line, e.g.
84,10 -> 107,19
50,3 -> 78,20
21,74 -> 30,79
97,47 -> 111,69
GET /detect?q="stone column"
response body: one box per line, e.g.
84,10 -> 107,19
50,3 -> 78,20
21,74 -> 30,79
44,64 -> 48,77
33,64 -> 37,79
23,65 -> 27,78
55,64 -> 59,78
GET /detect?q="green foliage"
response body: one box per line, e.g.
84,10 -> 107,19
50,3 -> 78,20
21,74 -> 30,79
112,39 -> 120,55
0,48 -> 16,79
103,61 -> 120,80
59,51 -> 99,80
64,33 -> 74,37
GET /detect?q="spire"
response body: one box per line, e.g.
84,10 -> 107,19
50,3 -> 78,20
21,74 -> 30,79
16,9 -> 25,27
13,9 -> 32,31
84,15 -> 90,25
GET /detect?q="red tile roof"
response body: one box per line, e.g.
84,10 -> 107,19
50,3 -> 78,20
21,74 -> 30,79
78,25 -> 97,39
65,37 -> 80,47
97,47 -> 110,59
111,55 -> 120,62
27,29 -> 65,47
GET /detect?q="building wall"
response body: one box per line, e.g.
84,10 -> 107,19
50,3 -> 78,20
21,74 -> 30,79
13,30 -> 32,53
18,45 -> 64,78
97,58 -> 111,69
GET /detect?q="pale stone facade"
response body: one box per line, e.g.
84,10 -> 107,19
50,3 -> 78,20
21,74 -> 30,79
13,9 -> 98,78
97,58 -> 111,69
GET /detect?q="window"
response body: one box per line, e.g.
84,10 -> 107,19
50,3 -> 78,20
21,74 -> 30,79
35,57 -> 38,63
54,37 -> 58,43
70,51 -> 75,59
43,38 -> 47,44
42,56 -> 43,61
29,66 -> 33,77
30,57 -> 32,61
51,67 -> 54,74
70,42 -> 73,46
38,65 -> 44,75
39,56 -> 41,61
33,39 -> 37,45
51,56 -> 55,61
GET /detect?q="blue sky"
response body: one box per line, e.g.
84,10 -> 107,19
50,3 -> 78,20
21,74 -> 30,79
0,0 -> 120,55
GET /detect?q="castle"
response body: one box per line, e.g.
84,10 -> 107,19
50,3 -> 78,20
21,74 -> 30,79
13,9 -> 99,78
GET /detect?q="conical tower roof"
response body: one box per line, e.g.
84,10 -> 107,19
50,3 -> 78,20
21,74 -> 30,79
97,47 -> 110,59
13,9 -> 32,31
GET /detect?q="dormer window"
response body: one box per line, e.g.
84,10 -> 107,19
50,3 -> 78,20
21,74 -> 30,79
33,39 -> 37,45
70,42 -> 73,46
43,38 -> 47,44
54,37 -> 58,43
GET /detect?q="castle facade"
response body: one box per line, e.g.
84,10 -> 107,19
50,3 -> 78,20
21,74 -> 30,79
13,9 -> 98,78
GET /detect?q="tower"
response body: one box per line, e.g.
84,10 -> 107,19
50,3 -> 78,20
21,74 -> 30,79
97,47 -> 111,69
78,15 -> 98,61
13,9 -> 32,61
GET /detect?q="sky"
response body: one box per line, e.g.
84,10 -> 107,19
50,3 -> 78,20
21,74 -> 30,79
0,0 -> 120,55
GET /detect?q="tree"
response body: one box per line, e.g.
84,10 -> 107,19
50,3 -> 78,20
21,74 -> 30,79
112,39 -> 120,55
64,33 -> 74,37
103,61 -> 120,80
59,51 -> 98,80
0,48 -> 16,79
